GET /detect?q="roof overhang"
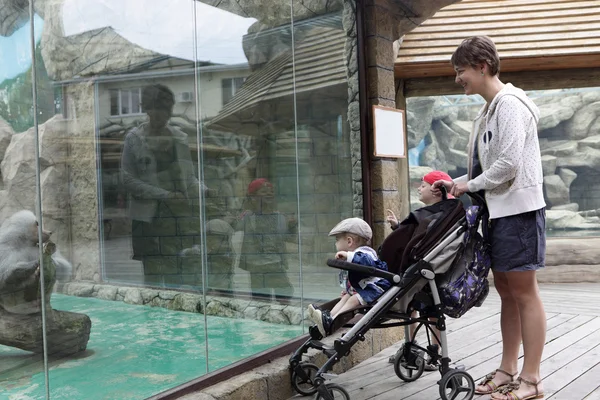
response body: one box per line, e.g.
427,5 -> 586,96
395,0 -> 600,79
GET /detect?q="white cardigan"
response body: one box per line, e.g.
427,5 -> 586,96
456,83 -> 546,219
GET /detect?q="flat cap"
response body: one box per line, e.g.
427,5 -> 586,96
328,218 -> 372,241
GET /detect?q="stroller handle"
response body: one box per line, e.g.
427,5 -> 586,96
440,185 -> 448,201
326,259 -> 401,284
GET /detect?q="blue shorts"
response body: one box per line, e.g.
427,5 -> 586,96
488,208 -> 546,272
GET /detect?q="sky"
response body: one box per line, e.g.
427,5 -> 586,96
0,0 -> 255,85
62,0 -> 256,64
0,14 -> 43,83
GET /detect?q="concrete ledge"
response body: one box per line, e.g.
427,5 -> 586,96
177,325 -> 404,400
56,282 -> 306,325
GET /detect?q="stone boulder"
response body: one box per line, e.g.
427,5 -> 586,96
537,103 -> 575,131
557,146 -> 600,169
541,155 -> 557,176
0,0 -> 28,36
551,203 -> 579,212
543,175 -> 570,207
540,141 -> 577,158
579,134 -> 600,149
563,101 -> 600,140
0,116 -> 70,221
0,118 -> 14,165
546,210 -> 600,230
557,168 -> 577,189
407,98 -> 436,148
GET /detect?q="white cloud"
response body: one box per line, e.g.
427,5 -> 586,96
62,0 -> 256,64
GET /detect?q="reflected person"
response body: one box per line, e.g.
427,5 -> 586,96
121,84 -> 205,287
236,178 -> 295,302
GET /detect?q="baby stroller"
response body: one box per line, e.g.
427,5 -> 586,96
289,190 -> 490,400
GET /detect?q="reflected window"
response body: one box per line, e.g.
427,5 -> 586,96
109,88 -> 143,116
221,77 -> 245,105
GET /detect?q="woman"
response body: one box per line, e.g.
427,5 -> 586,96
432,36 -> 546,400
121,83 -> 205,287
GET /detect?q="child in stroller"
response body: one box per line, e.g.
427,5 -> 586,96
307,218 -> 391,337
289,189 -> 490,400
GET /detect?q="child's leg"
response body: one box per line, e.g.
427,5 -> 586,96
330,293 -> 351,316
332,294 -> 361,318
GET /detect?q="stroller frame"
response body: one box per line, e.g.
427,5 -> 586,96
289,219 -> 477,400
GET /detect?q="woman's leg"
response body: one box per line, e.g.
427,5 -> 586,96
476,270 -> 520,393
492,270 -> 546,399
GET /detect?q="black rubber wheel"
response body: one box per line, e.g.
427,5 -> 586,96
394,344 -> 425,382
439,369 -> 475,400
315,383 -> 350,400
291,363 -> 319,396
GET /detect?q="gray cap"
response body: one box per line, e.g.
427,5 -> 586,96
328,218 -> 372,241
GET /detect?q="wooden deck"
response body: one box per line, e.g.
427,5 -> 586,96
290,283 -> 600,400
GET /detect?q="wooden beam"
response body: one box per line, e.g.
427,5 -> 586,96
404,67 -> 600,97
395,54 -> 600,79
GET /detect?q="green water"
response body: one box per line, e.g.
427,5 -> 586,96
0,294 -> 303,400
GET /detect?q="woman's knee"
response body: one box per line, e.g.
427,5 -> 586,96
493,271 -> 513,300
505,271 -> 541,305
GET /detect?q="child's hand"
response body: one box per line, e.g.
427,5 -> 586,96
335,251 -> 348,260
341,290 -> 347,297
386,209 -> 399,228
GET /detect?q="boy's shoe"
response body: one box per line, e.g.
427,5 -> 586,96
307,304 -> 333,336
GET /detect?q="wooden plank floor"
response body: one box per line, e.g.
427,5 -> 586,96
290,283 -> 600,400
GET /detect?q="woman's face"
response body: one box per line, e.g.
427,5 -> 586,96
146,107 -> 172,129
454,64 -> 483,96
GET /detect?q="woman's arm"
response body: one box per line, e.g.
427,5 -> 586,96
467,96 -> 531,192
121,133 -> 171,199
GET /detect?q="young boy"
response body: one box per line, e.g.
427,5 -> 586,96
387,170 -> 455,229
307,218 -> 390,336
386,170 -> 453,370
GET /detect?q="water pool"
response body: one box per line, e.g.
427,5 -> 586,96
0,294 -> 303,399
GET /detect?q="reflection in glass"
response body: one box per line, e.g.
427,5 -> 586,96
0,0 -> 357,397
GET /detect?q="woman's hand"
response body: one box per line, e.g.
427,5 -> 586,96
450,182 -> 469,197
431,180 -> 454,197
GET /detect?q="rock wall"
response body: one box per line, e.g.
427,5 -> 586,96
408,89 -> 600,231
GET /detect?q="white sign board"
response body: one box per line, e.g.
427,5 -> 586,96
372,105 -> 406,158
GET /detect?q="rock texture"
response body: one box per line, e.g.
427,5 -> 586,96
409,89 -> 600,231
61,282 -> 305,325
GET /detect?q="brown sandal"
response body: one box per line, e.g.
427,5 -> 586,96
492,377 -> 544,400
475,369 -> 517,395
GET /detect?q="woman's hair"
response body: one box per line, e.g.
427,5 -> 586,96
141,83 -> 175,111
451,36 -> 500,76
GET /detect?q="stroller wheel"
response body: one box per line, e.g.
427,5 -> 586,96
315,383 -> 350,400
291,363 -> 319,396
394,344 -> 425,382
439,369 -> 475,400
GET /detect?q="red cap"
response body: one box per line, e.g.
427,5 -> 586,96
423,171 -> 455,199
247,178 -> 273,195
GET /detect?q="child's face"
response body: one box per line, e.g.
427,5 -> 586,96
334,234 -> 356,252
418,181 -> 438,205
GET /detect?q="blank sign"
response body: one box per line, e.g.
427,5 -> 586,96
372,105 -> 406,158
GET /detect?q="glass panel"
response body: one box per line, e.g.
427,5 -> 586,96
0,0 -> 359,397
292,3 -> 357,302
407,88 -> 600,238
0,9 -> 48,400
